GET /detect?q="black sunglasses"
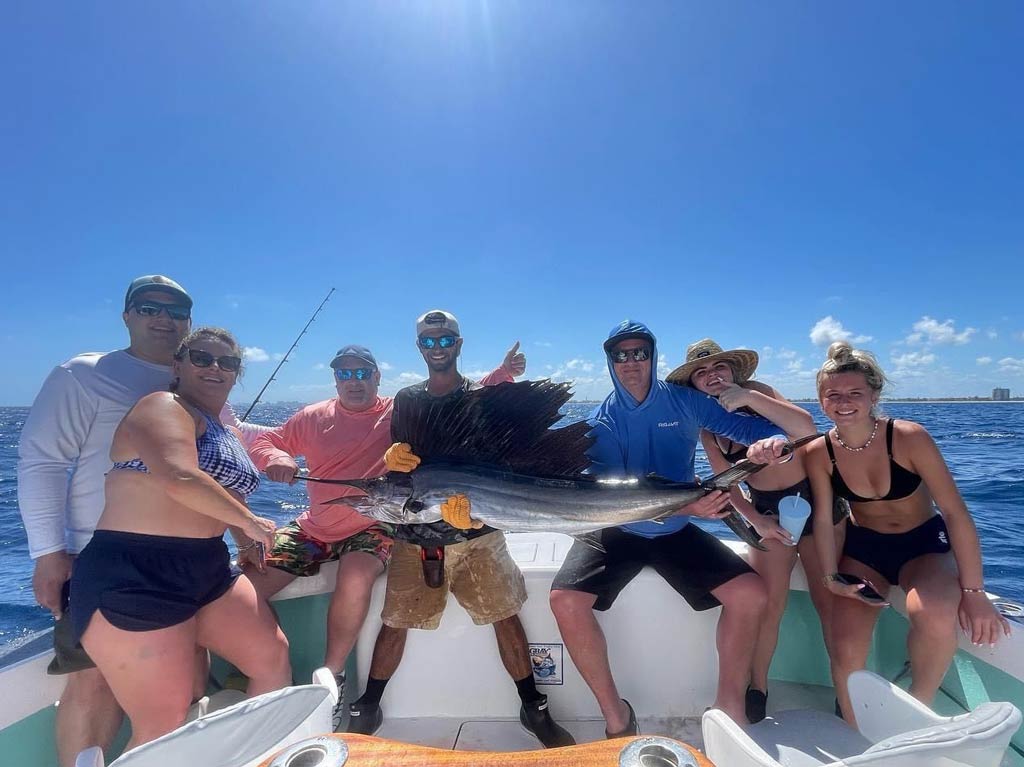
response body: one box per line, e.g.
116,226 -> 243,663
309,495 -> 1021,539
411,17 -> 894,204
182,348 -> 242,373
132,302 -> 191,321
335,368 -> 375,381
418,335 -> 458,349
610,346 -> 651,364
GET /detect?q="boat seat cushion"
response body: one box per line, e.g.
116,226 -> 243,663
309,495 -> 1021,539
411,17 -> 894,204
111,684 -> 333,767
745,710 -> 872,767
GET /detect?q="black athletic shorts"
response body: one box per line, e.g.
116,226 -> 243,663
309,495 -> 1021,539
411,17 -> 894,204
842,514 -> 951,587
70,530 -> 238,645
550,523 -> 754,612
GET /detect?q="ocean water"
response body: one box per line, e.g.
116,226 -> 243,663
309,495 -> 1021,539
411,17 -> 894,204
1,401 -> 1022,652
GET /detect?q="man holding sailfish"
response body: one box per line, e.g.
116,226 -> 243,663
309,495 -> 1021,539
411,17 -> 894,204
343,310 -> 576,748
343,317 -> 815,735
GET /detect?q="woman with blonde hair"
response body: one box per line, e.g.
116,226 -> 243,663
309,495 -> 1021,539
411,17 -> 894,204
804,341 -> 1009,723
670,339 -> 843,723
70,327 -> 291,748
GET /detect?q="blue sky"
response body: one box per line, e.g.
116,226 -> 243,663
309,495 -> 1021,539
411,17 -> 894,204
2,2 -> 1022,406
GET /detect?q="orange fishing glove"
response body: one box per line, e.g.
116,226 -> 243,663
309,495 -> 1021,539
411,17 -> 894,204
440,494 -> 483,530
384,442 -> 421,473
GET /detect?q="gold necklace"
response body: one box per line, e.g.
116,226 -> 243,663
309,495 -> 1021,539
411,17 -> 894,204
834,418 -> 879,452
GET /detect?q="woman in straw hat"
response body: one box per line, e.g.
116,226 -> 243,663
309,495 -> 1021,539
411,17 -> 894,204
668,339 -> 847,723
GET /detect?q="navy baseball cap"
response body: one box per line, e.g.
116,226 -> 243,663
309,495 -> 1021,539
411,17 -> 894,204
603,319 -> 656,353
330,344 -> 378,370
124,275 -> 193,311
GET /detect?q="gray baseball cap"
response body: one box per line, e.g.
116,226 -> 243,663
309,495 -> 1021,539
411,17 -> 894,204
416,309 -> 460,337
124,275 -> 193,311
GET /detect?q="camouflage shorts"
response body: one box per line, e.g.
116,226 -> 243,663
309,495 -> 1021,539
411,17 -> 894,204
266,521 -> 395,577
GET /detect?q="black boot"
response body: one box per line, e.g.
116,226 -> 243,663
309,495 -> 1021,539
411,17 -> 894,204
346,698 -> 383,735
520,694 -> 575,748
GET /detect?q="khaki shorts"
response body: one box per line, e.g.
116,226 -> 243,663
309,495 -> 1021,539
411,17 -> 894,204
382,532 -> 527,630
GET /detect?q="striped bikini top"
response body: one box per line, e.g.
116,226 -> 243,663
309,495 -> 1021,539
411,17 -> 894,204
112,411 -> 260,498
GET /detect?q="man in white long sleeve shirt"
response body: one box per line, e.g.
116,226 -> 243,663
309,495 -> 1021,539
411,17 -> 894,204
16,274 -> 269,766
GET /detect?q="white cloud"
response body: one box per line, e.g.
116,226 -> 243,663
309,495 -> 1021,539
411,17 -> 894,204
565,358 -> 596,373
312,362 -> 326,371
534,341 -> 553,348
986,329 -> 998,340
378,361 -> 393,371
809,316 -> 873,347
997,357 -> 1024,375
976,357 -> 992,366
904,316 -> 976,346
243,347 -> 270,362
777,348 -> 798,360
891,352 -> 936,368
272,352 -> 285,362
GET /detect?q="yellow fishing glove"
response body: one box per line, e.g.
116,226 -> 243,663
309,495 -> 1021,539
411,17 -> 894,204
441,494 -> 483,530
384,442 -> 421,473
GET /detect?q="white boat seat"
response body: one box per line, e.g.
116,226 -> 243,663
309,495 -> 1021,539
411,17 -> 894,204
75,667 -> 338,767
701,670 -> 1022,767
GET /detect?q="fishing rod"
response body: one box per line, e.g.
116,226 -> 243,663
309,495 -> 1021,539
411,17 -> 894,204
240,287 -> 336,422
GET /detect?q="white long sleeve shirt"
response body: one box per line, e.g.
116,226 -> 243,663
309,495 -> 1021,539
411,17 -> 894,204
16,349 -> 273,558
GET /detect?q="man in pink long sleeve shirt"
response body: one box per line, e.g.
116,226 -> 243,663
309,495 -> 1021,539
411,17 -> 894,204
243,343 -> 520,731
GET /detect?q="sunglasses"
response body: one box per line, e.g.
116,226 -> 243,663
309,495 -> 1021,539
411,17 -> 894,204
183,348 -> 242,372
335,367 -> 375,381
132,302 -> 191,321
610,346 -> 651,364
417,335 -> 458,349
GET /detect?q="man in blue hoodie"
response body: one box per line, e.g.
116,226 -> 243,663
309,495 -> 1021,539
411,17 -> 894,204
549,320 -> 816,731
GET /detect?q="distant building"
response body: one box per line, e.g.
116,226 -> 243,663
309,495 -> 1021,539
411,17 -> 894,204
993,387 -> 1011,401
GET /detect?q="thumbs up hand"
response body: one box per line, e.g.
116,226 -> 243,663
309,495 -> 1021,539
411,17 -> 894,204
502,341 -> 527,377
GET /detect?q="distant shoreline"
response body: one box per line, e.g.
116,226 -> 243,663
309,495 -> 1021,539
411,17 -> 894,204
3,398 -> 1023,409
792,399 -> 1024,404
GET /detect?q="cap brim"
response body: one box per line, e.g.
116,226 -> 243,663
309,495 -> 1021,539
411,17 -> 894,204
127,285 -> 193,309
666,349 -> 759,386
603,331 -> 655,353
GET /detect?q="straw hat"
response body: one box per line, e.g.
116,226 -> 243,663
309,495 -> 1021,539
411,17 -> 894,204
666,339 -> 759,386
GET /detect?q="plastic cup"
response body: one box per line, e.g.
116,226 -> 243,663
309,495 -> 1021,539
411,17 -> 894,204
777,495 -> 812,546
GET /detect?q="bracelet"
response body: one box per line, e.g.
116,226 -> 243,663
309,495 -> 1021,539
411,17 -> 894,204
236,541 -> 257,553
822,573 -> 842,585
961,586 -> 986,594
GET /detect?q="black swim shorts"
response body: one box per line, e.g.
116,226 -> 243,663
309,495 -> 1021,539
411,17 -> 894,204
69,530 -> 238,644
841,514 -> 951,587
550,523 -> 754,612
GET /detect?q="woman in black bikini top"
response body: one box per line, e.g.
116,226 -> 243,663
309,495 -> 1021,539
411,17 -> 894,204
823,418 -> 922,503
803,340 -> 1009,726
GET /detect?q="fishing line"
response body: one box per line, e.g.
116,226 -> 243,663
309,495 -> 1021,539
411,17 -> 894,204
240,287 -> 335,422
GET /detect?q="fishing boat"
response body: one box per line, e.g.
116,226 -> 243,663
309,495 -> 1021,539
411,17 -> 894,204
1,529 -> 1021,766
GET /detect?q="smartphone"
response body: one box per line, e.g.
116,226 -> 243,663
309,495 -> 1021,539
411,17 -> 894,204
834,573 -> 889,606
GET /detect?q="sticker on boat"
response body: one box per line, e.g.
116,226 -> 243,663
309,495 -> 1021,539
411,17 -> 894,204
529,643 -> 563,685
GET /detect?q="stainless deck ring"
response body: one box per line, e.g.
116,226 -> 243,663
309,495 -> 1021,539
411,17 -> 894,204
267,735 -> 348,767
618,736 -> 701,767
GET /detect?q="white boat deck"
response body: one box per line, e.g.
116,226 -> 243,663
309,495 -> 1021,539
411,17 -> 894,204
356,680 -> 837,752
